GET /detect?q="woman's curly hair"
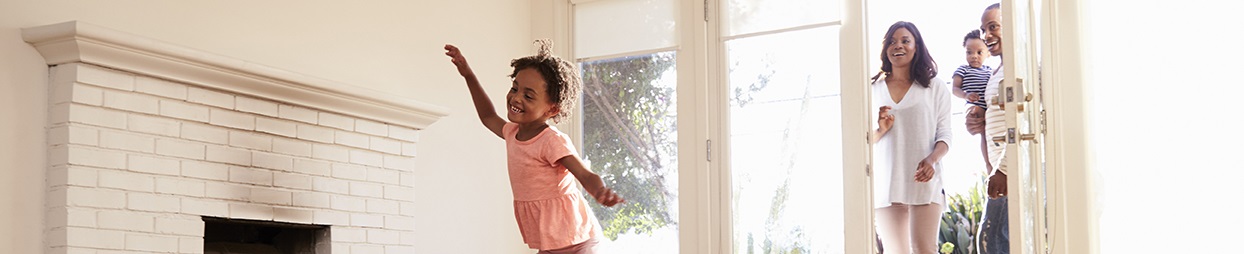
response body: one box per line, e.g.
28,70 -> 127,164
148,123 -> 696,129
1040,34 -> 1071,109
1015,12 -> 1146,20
509,39 -> 581,123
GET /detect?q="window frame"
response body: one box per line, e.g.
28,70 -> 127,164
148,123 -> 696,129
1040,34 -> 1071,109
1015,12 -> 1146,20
540,0 -> 877,253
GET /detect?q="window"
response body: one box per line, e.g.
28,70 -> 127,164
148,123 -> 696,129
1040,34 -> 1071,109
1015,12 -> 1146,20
565,0 -> 864,252
574,0 -> 679,253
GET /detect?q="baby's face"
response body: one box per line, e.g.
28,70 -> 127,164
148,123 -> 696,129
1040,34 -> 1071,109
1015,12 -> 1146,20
964,39 -> 989,68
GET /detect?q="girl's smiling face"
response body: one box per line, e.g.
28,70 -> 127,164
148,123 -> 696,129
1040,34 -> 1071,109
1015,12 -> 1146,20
506,68 -> 558,124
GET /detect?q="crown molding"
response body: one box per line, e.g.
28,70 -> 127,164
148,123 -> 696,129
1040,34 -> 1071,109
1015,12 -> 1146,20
23,21 -> 448,130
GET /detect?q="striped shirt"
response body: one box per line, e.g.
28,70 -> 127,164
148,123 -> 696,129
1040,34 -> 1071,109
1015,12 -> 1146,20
955,65 -> 992,108
983,66 -> 1008,174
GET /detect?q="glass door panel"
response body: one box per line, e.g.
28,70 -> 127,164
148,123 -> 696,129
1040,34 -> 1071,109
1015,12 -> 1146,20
727,26 -> 843,254
579,52 -> 680,253
1000,0 -> 1049,253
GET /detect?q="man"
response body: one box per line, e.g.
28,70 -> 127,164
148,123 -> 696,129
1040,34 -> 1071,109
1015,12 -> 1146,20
966,3 -> 1010,254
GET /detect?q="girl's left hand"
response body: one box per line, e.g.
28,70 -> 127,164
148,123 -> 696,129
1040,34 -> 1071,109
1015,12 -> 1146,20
594,187 -> 625,207
914,157 -> 936,182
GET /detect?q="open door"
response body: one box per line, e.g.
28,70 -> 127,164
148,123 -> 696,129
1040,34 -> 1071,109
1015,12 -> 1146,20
998,0 -> 1051,253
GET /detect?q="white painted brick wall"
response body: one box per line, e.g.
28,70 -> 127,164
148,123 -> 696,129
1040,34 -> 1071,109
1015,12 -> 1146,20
272,137 -> 313,157
103,89 -> 159,115
98,170 -> 154,192
161,99 -> 210,123
205,144 -> 251,166
187,87 -> 234,109
99,130 -> 155,153
46,65 -> 425,253
181,122 -> 228,145
71,83 -> 105,106
236,97 -> 279,117
250,188 -> 293,205
333,227 -> 367,243
97,210 -> 155,232
318,112 -> 355,131
252,151 -> 293,171
355,119 -> 388,137
76,64 -> 135,91
209,108 -> 255,130
335,130 -> 369,149
256,117 -> 297,138
135,76 -> 188,100
126,233 -> 181,252
128,193 -> 181,213
180,161 -> 230,181
129,114 -> 181,137
274,207 -> 315,224
229,131 -> 272,151
68,104 -> 127,129
155,215 -> 205,236
127,154 -> 181,176
278,104 -> 318,124
293,191 -> 331,208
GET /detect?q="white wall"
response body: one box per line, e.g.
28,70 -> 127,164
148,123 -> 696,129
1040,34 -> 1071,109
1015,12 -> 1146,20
1,1 -> 534,253
1085,0 -> 1244,253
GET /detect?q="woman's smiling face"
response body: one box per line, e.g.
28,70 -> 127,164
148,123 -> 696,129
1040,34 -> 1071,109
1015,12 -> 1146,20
886,27 -> 916,69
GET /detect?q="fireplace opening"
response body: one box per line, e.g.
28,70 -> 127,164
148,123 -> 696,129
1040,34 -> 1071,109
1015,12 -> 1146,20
203,217 -> 330,254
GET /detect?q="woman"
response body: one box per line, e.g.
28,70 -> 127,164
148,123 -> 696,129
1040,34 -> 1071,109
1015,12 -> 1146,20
870,21 -> 953,254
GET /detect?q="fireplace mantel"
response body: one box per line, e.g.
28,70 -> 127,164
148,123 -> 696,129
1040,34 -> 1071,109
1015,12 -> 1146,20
23,21 -> 447,130
26,21 -> 435,253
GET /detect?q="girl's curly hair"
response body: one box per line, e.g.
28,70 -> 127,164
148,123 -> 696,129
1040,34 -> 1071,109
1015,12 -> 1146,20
509,39 -> 581,123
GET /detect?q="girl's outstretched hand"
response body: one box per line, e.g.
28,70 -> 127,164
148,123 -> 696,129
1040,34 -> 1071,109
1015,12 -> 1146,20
444,44 -> 474,77
593,187 -> 624,207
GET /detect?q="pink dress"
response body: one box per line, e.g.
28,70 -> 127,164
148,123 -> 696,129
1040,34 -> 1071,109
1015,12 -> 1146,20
503,123 -> 601,250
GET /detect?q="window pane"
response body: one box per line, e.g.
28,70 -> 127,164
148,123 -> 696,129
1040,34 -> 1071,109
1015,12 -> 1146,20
726,0 -> 840,36
575,0 -> 677,58
727,26 -> 842,254
579,52 -> 678,253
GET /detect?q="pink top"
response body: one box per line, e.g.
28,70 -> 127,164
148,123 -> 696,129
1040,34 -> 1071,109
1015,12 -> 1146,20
503,123 -> 601,250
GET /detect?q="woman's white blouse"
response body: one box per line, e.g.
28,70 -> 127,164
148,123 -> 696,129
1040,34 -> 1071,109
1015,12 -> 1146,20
872,77 -> 953,208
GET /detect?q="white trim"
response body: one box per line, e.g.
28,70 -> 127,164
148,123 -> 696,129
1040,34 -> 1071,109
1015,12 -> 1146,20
720,21 -> 843,42
841,0 -> 876,253
21,21 -> 448,130
686,0 -> 717,252
574,46 -> 680,63
1042,0 -> 1099,253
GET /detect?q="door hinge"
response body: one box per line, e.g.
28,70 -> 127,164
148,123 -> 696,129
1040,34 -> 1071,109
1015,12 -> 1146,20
866,164 -> 871,177
1040,109 -> 1047,134
703,0 -> 709,22
706,139 -> 712,162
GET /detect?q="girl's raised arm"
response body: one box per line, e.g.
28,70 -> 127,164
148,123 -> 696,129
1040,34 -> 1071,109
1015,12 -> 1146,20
446,44 -> 506,138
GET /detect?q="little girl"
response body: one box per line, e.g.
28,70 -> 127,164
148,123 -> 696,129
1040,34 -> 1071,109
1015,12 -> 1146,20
445,41 -> 623,254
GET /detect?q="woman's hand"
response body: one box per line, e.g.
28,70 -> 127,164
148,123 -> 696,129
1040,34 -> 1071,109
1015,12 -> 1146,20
967,92 -> 981,103
914,156 -> 936,182
593,187 -> 624,207
877,106 -> 895,133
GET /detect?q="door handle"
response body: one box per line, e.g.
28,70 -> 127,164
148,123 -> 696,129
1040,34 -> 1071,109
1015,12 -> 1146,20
992,131 -> 1037,144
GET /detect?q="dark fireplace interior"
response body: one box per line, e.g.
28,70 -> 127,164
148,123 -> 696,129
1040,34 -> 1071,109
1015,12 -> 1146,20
203,217 -> 330,254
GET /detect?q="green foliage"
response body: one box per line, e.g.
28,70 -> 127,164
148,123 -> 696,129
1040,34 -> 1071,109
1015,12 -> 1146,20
579,52 -> 678,240
938,176 -> 986,254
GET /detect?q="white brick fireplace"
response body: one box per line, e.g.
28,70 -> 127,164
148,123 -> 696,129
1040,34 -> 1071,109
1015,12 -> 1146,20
23,21 -> 447,253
